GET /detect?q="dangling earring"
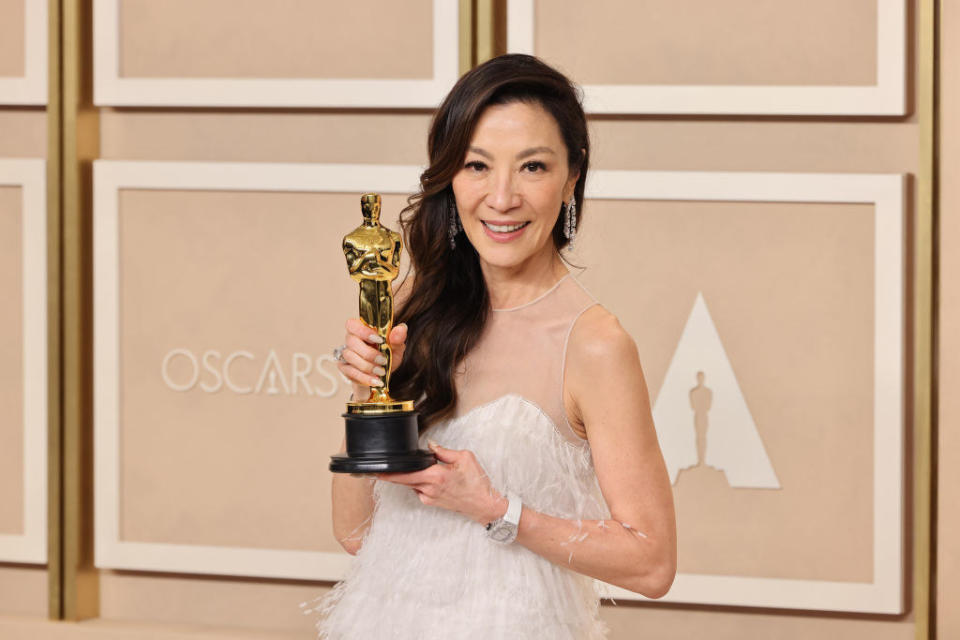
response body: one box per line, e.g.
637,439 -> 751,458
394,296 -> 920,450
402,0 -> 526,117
563,194 -> 577,249
448,195 -> 461,250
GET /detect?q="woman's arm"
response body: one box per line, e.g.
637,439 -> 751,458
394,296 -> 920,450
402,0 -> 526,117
515,306 -> 676,596
377,307 -> 677,597
331,444 -> 376,555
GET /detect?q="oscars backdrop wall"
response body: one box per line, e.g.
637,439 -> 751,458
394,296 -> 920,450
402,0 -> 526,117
0,159 -> 46,565
0,0 -> 46,104
94,161 -> 417,580
573,170 -> 904,613
93,161 -> 905,615
93,0 -> 460,107
507,0 -> 904,115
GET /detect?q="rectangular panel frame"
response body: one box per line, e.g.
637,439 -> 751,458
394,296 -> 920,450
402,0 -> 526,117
585,170 -> 905,613
93,160 -> 422,580
93,161 -> 905,614
507,0 -> 906,115
0,0 -> 48,104
0,158 -> 47,563
92,0 -> 460,107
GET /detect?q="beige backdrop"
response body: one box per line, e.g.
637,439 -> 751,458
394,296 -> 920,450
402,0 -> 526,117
0,0 -> 25,77
117,190 -> 409,554
0,112 -> 46,158
118,0 -> 434,79
93,121 -> 919,639
37,0 -> 933,637
576,199 -> 875,583
0,0 -> 47,609
0,186 -> 24,536
534,0 -> 877,86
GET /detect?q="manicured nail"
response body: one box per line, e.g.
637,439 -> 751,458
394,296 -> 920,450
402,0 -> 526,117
374,354 -> 388,365
367,333 -> 384,344
427,439 -> 438,448
373,366 -> 386,376
370,376 -> 384,386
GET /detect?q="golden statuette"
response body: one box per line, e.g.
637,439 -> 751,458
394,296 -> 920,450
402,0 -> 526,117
341,193 -> 413,414
330,194 -> 435,474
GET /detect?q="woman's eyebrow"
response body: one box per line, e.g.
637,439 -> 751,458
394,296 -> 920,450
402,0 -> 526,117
467,146 -> 557,160
467,146 -> 493,159
516,146 -> 556,160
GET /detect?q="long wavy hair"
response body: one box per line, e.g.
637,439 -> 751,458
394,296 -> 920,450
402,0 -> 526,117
390,54 -> 590,428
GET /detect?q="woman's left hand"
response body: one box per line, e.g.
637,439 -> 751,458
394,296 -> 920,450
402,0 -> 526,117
375,441 -> 507,525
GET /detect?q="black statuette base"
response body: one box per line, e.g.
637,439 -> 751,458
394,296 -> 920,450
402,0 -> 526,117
329,410 -> 436,474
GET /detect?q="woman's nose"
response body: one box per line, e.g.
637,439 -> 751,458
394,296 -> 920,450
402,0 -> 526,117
486,171 -> 520,212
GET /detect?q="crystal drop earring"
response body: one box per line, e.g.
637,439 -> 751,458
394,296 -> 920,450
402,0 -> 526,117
448,196 -> 460,250
563,194 -> 577,249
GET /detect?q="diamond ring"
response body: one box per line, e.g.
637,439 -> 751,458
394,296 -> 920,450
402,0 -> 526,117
333,344 -> 347,363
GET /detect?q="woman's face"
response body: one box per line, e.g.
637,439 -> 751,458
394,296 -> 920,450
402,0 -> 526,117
451,101 -> 579,272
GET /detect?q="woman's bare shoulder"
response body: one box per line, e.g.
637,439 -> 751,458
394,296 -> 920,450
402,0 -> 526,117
563,304 -> 644,436
568,304 -> 638,364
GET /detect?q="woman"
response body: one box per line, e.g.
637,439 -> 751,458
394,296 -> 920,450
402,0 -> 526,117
306,54 -> 676,639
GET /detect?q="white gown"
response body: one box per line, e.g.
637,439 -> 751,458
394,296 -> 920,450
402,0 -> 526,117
303,273 -> 612,639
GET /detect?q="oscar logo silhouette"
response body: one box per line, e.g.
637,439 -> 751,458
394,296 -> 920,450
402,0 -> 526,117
329,194 -> 436,473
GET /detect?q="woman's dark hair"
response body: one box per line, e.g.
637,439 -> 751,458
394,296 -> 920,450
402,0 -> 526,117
390,53 -> 590,427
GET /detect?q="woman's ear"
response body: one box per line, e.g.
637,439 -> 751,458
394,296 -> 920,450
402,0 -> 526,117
565,147 -> 586,199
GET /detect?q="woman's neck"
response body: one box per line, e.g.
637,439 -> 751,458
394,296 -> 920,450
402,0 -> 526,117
481,249 -> 569,310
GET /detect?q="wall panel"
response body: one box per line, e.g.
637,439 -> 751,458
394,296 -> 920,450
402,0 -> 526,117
0,0 -> 47,104
0,157 -> 48,623
0,111 -> 47,157
93,161 -> 421,581
94,0 -> 461,107
0,185 -> 25,537
118,0 -> 434,80
0,0 -> 48,624
508,0 -> 905,114
0,0 -> 26,77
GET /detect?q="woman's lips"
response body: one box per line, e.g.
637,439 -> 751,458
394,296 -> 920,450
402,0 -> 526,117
481,220 -> 530,243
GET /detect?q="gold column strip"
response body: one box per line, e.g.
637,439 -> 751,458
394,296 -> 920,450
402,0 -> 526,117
476,0 -> 496,64
458,0 -> 474,75
61,0 -> 99,620
915,0 -> 938,638
46,0 -> 64,620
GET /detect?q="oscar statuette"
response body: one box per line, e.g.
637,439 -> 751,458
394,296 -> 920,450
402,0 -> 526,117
329,194 -> 436,473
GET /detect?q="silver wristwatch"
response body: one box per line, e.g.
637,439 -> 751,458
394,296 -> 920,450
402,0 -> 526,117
485,492 -> 522,544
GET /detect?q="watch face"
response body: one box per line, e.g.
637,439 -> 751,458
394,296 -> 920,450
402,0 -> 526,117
490,522 -> 517,543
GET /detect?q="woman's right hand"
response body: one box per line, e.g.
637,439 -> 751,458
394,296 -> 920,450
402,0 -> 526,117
337,318 -> 408,401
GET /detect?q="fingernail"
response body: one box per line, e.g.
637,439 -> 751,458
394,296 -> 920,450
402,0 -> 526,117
373,366 -> 386,376
367,333 -> 384,344
427,439 -> 438,448
374,354 -> 388,366
370,377 -> 384,386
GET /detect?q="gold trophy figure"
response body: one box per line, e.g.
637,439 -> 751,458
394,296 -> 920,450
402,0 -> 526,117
329,194 -> 436,473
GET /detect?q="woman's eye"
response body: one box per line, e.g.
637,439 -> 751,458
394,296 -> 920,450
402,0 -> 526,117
464,161 -> 487,172
522,161 -> 547,173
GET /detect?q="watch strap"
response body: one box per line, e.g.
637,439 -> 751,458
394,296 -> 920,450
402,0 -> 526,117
503,492 -> 522,526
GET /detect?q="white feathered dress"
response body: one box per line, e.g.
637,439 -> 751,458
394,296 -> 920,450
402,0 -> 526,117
303,273 -> 612,639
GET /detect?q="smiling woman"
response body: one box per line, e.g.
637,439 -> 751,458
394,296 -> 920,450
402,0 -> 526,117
305,54 -> 676,639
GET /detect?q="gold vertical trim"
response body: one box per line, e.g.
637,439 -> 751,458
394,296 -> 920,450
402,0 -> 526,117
476,0 -> 495,64
46,0 -> 63,620
915,0 -> 937,638
61,0 -> 99,620
458,0 -> 474,75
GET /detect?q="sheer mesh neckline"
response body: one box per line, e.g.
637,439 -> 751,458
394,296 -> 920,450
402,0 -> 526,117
490,272 -> 572,312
